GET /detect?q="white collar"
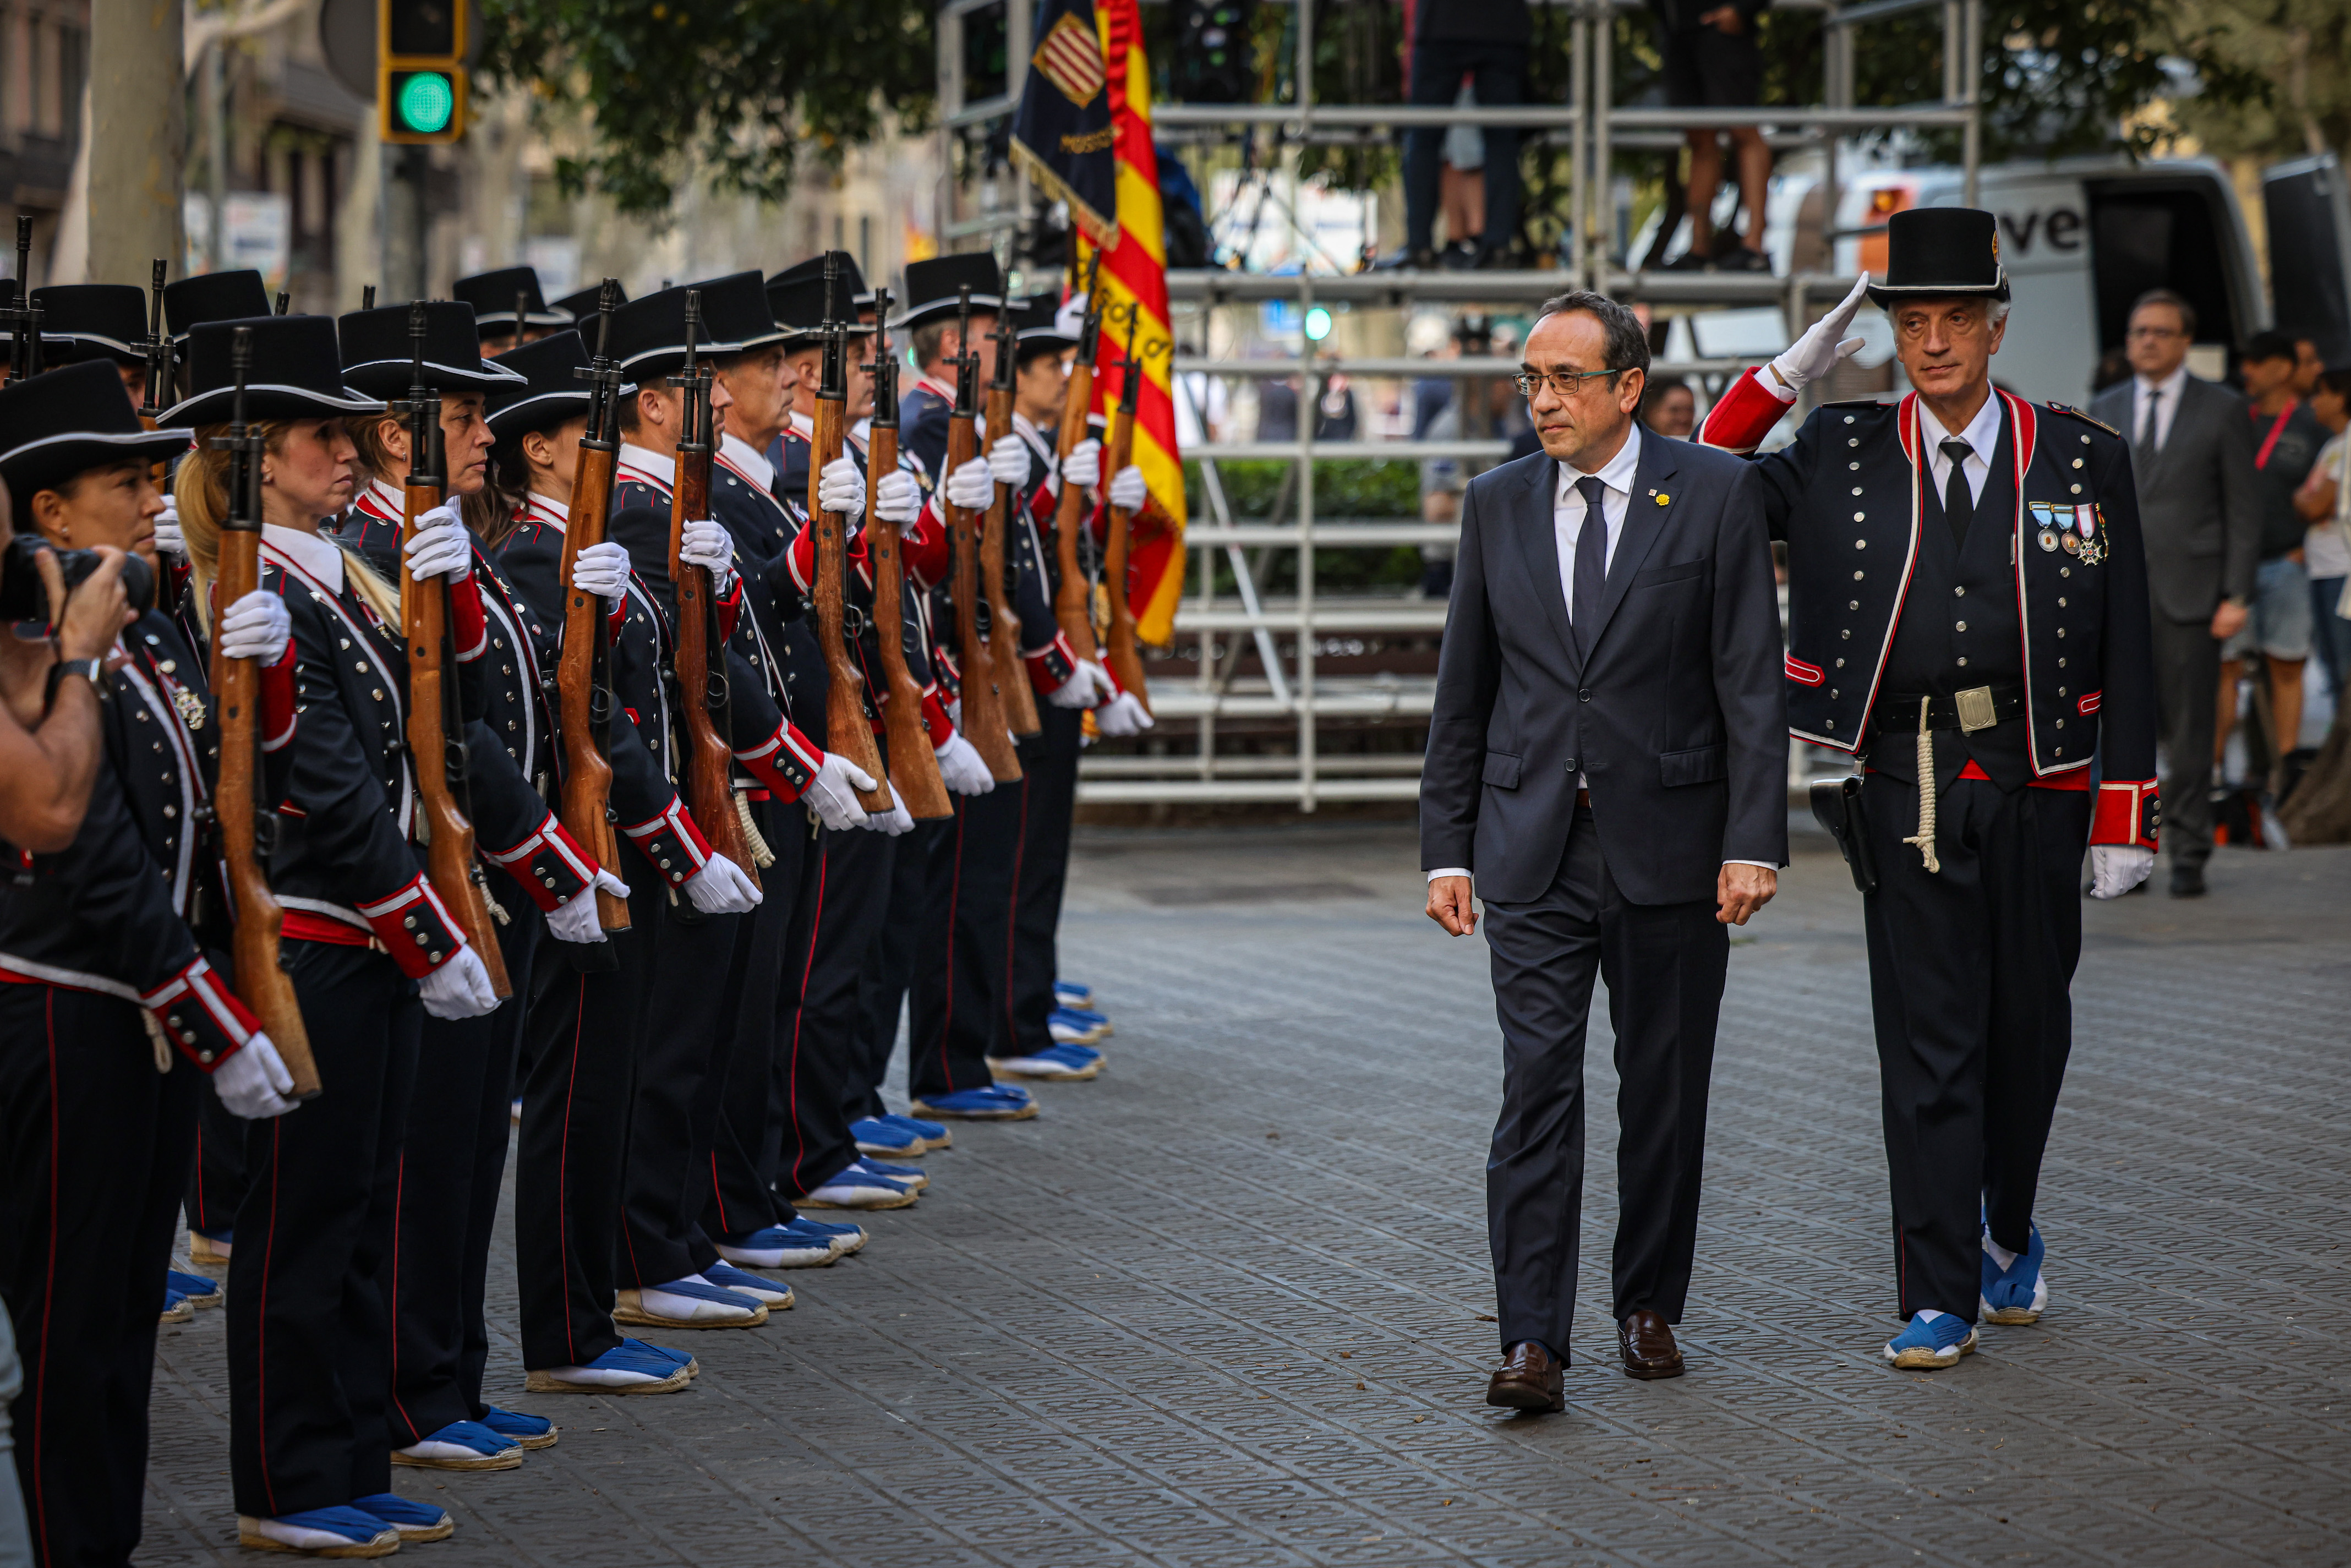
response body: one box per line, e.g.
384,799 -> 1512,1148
524,491 -> 569,528
618,442 -> 675,485
1557,421 -> 1643,503
359,478 -> 406,520
263,522 -> 346,593
850,416 -> 872,445
2135,363 -> 2190,401
1917,391 -> 2003,461
719,433 -> 775,491
788,411 -> 814,439
1012,410 -> 1055,461
913,374 -> 955,401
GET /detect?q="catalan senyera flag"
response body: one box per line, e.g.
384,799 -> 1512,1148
1083,0 -> 1185,647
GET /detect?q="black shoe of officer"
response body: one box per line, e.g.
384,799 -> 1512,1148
1371,247 -> 1437,272
2169,862 -> 2208,898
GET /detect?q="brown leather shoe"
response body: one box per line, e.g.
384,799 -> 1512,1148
1484,1340 -> 1565,1413
1617,1309 -> 1685,1379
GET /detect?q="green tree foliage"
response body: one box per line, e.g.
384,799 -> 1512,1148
2163,0 -> 2350,162
477,0 -> 938,221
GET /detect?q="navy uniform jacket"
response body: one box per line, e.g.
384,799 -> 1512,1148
898,376 -> 958,487
1700,373 -> 2161,849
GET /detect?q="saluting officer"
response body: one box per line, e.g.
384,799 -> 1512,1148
1698,208 -> 2161,1370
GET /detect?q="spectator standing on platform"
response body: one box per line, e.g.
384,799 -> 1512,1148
1398,0 -> 1530,270
1644,375 -> 1697,438
2294,365 -> 2351,705
2087,289 -> 2259,897
1653,0 -> 1773,274
2217,331 -> 2326,782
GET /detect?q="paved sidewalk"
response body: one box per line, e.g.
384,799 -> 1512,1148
140,824 -> 2351,1565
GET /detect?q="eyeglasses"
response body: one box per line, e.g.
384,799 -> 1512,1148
2126,324 -> 2185,340
1515,367 -> 1622,398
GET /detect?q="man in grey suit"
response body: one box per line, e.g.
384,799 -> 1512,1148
2088,289 -> 2259,896
1420,291 -> 1786,1413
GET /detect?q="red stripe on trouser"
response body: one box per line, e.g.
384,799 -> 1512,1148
32,990 -> 56,1561
785,849 -> 830,1193
708,1151 -> 727,1235
258,1116 -> 282,1515
389,1155 -> 414,1442
937,806 -> 965,1085
1003,776 -> 1029,1044
557,975 -> 584,1365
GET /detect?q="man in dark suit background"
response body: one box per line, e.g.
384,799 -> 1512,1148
1420,291 -> 1786,1413
2088,291 -> 2259,897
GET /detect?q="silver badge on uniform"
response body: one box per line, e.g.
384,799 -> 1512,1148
2029,502 -> 2060,552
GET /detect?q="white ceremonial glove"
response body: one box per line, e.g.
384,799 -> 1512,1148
1767,273 -> 1871,395
1061,438 -> 1102,491
863,782 -> 914,836
1108,465 -> 1148,512
1048,658 -> 1117,711
802,751 -> 879,832
818,455 -> 867,517
944,456 -> 996,512
152,496 -> 185,560
873,468 -> 922,526
934,729 -> 996,796
402,502 -> 472,581
546,868 -> 631,944
678,518 -> 736,595
215,590 -> 291,663
988,434 -> 1030,487
1094,689 -> 1154,737
419,944 -> 499,1019
2088,844 -> 2155,900
684,853 -> 761,914
212,1034 -> 298,1120
567,540 -> 630,609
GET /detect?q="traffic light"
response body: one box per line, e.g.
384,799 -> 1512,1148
379,0 -> 467,144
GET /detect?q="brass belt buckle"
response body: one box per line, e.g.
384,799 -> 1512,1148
1954,685 -> 1997,733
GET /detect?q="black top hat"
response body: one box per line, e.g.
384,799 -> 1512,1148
486,330 -> 594,441
604,285 -> 746,383
0,359 -> 190,504
163,270 -> 271,341
1867,207 -> 2010,308
889,253 -> 1004,331
1007,294 -> 1077,360
338,301 -> 528,397
29,285 -> 152,367
765,254 -> 877,344
159,314 -> 385,428
550,281 -> 625,323
688,271 -> 792,356
452,266 -> 573,336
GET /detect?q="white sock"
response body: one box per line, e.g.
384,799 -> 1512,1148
1914,1307 -> 1949,1324
1983,1236 -> 2019,1271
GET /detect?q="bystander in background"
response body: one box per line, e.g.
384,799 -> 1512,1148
1652,0 -> 1773,273
1643,375 -> 1697,438
2219,331 -> 2326,795
1396,0 -> 1529,270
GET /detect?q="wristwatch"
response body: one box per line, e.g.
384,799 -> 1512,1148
45,656 -> 106,706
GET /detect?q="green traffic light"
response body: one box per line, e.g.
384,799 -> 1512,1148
396,71 -> 455,134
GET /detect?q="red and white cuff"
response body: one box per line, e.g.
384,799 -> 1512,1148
356,873 -> 469,980
715,573 -> 744,642
1024,630 -> 1081,693
449,575 -> 489,662
901,502 -> 950,588
621,796 -> 715,889
481,812 -> 598,913
919,688 -> 955,749
1694,367 -> 1794,454
260,638 -> 297,753
2090,778 -> 2160,851
736,717 -> 825,801
141,955 -> 260,1068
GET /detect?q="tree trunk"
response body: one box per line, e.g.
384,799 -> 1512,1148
86,0 -> 184,287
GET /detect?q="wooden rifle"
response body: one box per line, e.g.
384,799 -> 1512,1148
805,254 -> 893,812
556,280 -> 629,930
943,286 -> 1022,783
665,291 -> 759,884
980,309 -> 1042,737
206,326 -> 320,1097
1049,248 -> 1105,663
138,260 -> 170,424
857,291 -> 951,819
1100,304 -> 1158,714
395,301 -> 511,996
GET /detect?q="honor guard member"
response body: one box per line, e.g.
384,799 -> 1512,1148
165,312 -> 500,1556
27,283 -> 154,406
895,253 -> 1005,486
452,265 -> 575,356
335,301 -> 615,1469
1697,208 -> 2161,1370
548,280 -> 623,328
0,363 -> 302,1568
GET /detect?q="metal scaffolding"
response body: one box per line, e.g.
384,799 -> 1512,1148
937,0 -> 1984,807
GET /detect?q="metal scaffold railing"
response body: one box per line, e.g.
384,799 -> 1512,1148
937,0 -> 1983,807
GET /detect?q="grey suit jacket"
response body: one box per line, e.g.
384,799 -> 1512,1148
2088,374 -> 2259,625
1418,436 -> 1787,908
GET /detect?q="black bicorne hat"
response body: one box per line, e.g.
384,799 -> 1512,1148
337,301 -> 529,397
889,252 -> 1004,331
550,281 -> 624,323
30,285 -> 151,367
486,330 -> 593,441
0,359 -> 191,504
163,270 -> 271,341
453,266 -> 573,335
604,285 -> 745,383
688,270 -> 793,355
1007,294 -> 1078,360
1866,207 -> 2010,308
160,314 -> 385,428
765,254 -> 876,343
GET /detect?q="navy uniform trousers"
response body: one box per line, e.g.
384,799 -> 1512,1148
0,984 -> 200,1568
1479,804 -> 1726,1362
909,778 -> 1027,1103
1001,704 -> 1084,1059
848,818 -> 947,1123
186,1083 -> 245,1247
763,822 -> 893,1201
702,795 -> 810,1241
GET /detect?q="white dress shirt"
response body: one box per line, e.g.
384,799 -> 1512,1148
2130,363 -> 2189,454
1918,391 -> 2003,507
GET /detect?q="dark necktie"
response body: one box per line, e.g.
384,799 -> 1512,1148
1939,437 -> 1973,548
1571,475 -> 1608,662
2136,386 -> 2161,469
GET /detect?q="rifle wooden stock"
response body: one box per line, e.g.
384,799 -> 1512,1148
1050,360 -> 1103,663
1100,397 -> 1152,714
806,397 -> 893,812
667,438 -> 758,887
981,381 -> 1043,737
402,482 -> 511,998
945,411 -> 1022,782
557,439 -> 628,930
212,525 -> 319,1097
863,422 -> 951,820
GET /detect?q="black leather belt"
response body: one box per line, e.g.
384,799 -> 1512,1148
1877,683 -> 2026,733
